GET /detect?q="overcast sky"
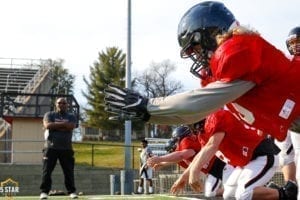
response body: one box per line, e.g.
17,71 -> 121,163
0,0 -> 299,105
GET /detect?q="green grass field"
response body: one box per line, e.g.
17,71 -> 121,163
73,141 -> 141,169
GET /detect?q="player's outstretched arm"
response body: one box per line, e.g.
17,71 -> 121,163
147,80 -> 255,124
104,80 -> 254,124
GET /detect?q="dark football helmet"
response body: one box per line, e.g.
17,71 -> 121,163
172,125 -> 191,141
177,1 -> 237,79
165,138 -> 177,153
286,26 -> 300,56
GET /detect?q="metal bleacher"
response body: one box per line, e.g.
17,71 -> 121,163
0,69 -> 38,94
0,58 -> 53,117
0,58 -> 50,94
146,137 -> 169,156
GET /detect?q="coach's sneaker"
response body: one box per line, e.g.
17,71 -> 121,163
70,193 -> 78,199
278,180 -> 298,200
40,192 -> 48,199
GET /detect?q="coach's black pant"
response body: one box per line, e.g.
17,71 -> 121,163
40,148 -> 76,194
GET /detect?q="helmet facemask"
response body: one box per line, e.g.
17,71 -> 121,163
188,48 -> 212,80
286,35 -> 300,56
165,138 -> 177,153
180,29 -> 219,80
192,119 -> 206,133
286,26 -> 300,56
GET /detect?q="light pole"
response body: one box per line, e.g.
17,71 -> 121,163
124,0 -> 132,171
120,0 -> 134,195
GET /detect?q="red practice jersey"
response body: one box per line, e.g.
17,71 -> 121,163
210,34 -> 300,141
203,109 -> 264,167
176,134 -> 220,174
196,131 -> 225,174
176,134 -> 201,168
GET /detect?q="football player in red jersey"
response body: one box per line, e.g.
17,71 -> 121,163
104,1 -> 300,197
286,26 -> 300,200
268,27 -> 299,191
148,126 -> 201,169
147,125 -> 229,198
170,110 -> 297,200
104,1 -> 300,144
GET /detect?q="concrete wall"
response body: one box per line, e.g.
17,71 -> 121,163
0,164 -> 285,196
0,164 -> 125,196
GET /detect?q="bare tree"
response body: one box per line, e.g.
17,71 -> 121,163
134,59 -> 183,98
134,59 -> 184,138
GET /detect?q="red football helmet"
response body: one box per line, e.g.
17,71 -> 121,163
286,26 -> 300,56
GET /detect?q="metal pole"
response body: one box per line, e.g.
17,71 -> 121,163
120,170 -> 125,195
92,144 -> 94,167
110,175 -> 115,195
132,145 -> 135,169
122,0 -> 134,195
125,0 -> 132,170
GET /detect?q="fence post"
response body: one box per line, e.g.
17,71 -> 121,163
132,145 -> 134,169
91,144 -> 94,167
110,175 -> 115,195
120,169 -> 134,195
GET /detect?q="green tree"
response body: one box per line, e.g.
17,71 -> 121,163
48,59 -> 75,95
82,47 -> 126,130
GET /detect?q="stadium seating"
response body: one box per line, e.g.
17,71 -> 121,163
0,68 -> 38,92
